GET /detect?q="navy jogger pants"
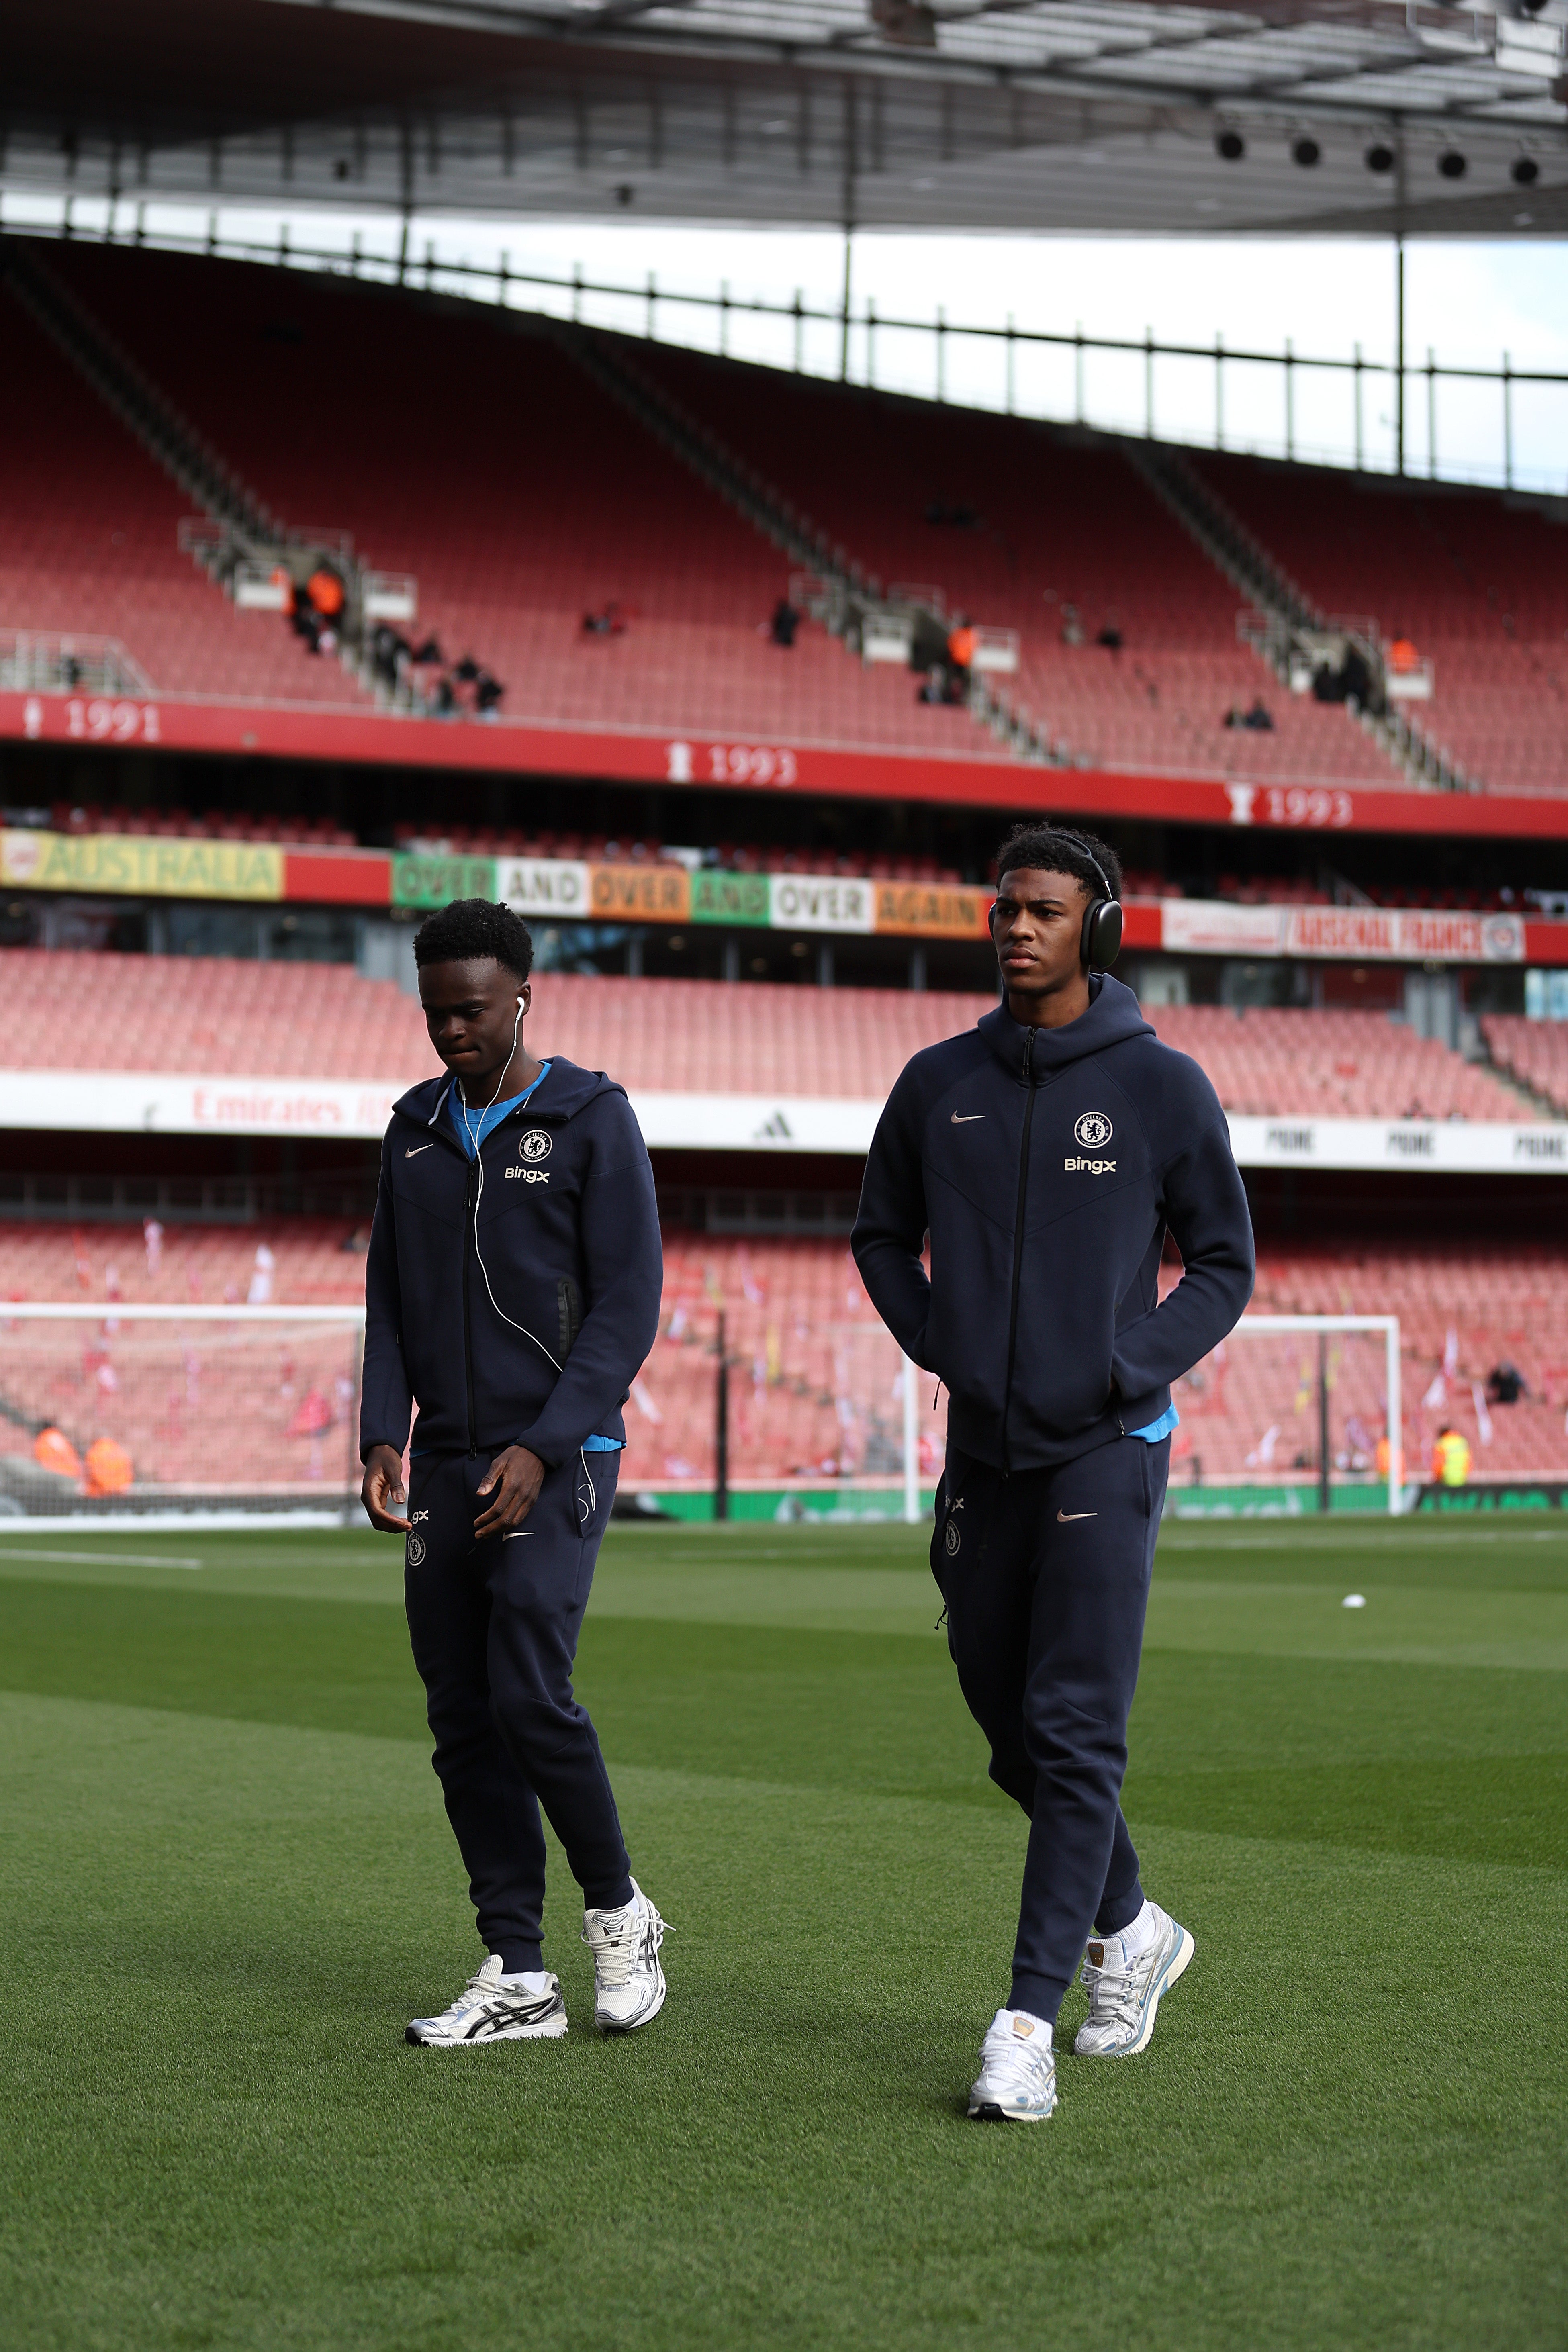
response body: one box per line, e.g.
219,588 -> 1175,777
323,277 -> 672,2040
403,1449 -> 634,1972
932,1433 -> 1170,2026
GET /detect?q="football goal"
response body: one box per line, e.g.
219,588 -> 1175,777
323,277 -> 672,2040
0,1303 -> 366,1520
1167,1312 -> 1403,1517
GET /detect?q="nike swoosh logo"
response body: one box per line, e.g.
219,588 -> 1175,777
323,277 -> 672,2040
1057,1510 -> 1097,1522
951,1113 -> 985,1124
405,1144 -> 435,1158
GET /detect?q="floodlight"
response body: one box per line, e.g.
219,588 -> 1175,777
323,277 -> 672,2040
1216,129 -> 1245,162
1438,150 -> 1467,179
1512,155 -> 1540,185
1365,143 -> 1395,174
1292,137 -> 1321,168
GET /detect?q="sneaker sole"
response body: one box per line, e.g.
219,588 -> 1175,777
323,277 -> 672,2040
406,2011 -> 569,2047
967,2097 -> 1056,2123
595,1966 -> 667,2035
1078,1925 -> 1196,2060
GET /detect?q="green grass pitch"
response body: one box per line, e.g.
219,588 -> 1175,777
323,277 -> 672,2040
0,1514 -> 1564,2350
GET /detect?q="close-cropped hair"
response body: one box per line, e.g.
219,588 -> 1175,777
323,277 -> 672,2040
994,826 -> 1123,904
412,898 -> 536,983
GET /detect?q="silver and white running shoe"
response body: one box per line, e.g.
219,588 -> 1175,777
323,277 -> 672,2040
967,2008 -> 1057,2122
582,1879 -> 668,2033
1074,1902 -> 1194,2058
406,1955 -> 568,2047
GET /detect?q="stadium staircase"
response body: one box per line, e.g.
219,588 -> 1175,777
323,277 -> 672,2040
0,235 -> 382,704
1132,440 -> 1468,794
563,325 -> 1055,767
1,235 -> 272,542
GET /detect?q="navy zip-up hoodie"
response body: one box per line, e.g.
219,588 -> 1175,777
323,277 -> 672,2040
852,975 -> 1255,1471
359,1055 -> 662,1467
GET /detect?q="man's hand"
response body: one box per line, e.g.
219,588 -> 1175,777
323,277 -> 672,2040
475,1445 -> 546,1540
362,1444 -> 411,1533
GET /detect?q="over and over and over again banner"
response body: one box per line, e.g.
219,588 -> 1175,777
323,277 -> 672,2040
0,827 -> 1550,962
396,852 -> 991,942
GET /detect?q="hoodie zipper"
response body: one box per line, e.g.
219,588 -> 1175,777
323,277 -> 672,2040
1000,1026 -> 1038,1476
462,1155 -> 478,1455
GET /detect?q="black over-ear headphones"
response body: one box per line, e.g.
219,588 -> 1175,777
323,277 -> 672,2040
1074,842 -> 1124,972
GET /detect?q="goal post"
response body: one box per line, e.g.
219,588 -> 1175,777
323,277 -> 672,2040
1170,1312 -> 1402,1518
0,1302 -> 367,1520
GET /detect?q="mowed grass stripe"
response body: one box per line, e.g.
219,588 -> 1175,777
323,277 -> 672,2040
1,1571 -> 1564,1870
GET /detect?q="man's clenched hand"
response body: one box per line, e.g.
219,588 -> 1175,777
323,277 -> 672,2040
475,1445 -> 546,1540
362,1443 -> 411,1533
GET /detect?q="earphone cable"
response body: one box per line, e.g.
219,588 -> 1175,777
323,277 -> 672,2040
461,997 -> 594,1523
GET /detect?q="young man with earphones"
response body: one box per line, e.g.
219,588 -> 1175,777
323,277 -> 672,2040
360,898 -> 668,2047
852,826 -> 1254,2122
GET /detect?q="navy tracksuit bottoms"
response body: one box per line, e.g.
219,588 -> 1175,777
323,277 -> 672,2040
403,1449 -> 634,1972
932,1432 -> 1170,2027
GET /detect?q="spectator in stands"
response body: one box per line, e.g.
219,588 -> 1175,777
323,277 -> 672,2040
945,617 -> 976,700
360,896 -> 668,2049
1432,1426 -> 1472,1486
1486,1361 -> 1527,1405
1388,633 -> 1421,675
1096,621 -> 1124,652
582,602 -> 628,638
474,670 -> 505,718
1242,698 -> 1275,732
1059,602 -> 1086,647
853,821 -> 1254,2122
371,624 -> 411,691
769,597 -> 800,649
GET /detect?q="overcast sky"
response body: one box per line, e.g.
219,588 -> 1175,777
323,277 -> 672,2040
9,184 -> 1566,492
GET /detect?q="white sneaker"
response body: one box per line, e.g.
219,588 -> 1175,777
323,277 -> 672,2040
967,2008 -> 1057,2121
1074,1902 -> 1194,2057
405,1954 -> 568,2047
582,1878 -> 668,2033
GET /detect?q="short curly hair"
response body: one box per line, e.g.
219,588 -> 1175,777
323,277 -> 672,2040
994,825 -> 1122,903
412,897 -> 534,982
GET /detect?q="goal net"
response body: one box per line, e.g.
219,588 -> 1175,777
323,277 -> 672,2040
1165,1313 -> 1402,1518
0,1304 -> 366,1519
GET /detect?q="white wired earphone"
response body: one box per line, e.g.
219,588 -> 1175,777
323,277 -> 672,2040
460,993 -> 596,1522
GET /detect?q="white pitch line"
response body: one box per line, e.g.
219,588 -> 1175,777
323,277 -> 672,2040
0,1548 -> 203,1569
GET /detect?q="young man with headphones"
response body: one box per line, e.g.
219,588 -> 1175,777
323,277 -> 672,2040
852,826 -> 1254,2121
360,898 -> 668,2047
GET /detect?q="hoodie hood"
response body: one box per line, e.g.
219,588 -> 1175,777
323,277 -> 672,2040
391,1053 -> 622,1129
978,972 -> 1155,1077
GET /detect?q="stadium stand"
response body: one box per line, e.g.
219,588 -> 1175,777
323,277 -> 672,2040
1191,452 -> 1568,796
1,954 -> 1549,1122
1482,1014 -> 1568,1116
7,1222 -> 1560,1492
1218,1241 -> 1568,1484
35,243 -> 992,756
0,280 -> 374,708
625,346 -> 1402,786
1145,1006 -> 1542,1122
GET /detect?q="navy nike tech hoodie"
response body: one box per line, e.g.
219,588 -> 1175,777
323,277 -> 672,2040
359,1054 -> 662,1468
852,974 -> 1255,1472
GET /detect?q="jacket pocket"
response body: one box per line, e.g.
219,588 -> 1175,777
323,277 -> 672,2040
557,1276 -> 582,1362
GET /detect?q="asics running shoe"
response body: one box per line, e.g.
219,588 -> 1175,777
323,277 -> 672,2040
582,1880 -> 668,2033
406,1955 -> 568,2047
967,2008 -> 1057,2121
1074,1903 -> 1194,2058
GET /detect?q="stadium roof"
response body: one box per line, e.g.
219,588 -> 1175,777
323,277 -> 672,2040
5,0 -> 1566,235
